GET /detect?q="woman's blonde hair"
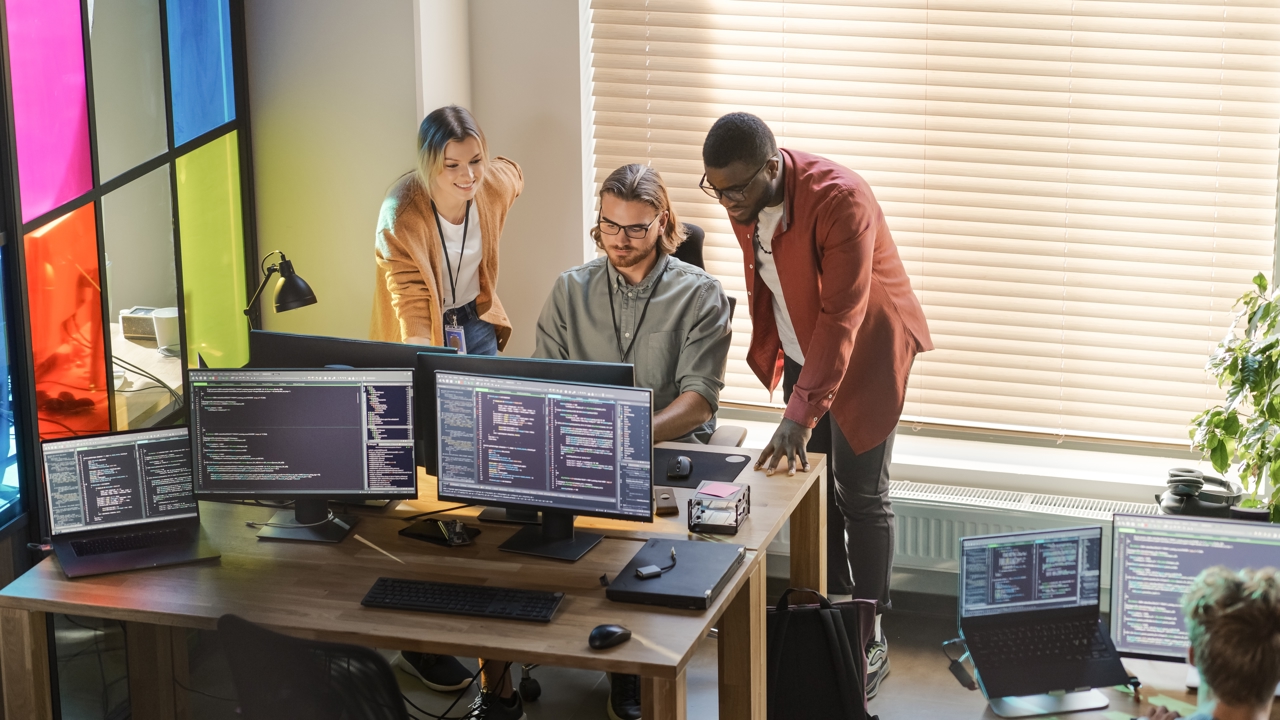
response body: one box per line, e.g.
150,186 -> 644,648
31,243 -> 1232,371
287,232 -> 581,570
416,105 -> 489,197
1183,566 -> 1280,707
590,164 -> 686,255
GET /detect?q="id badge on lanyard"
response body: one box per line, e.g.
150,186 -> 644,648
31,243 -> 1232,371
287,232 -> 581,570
444,312 -> 467,355
433,199 -> 472,355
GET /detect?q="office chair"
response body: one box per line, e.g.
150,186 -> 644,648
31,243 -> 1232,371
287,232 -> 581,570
217,614 -> 411,720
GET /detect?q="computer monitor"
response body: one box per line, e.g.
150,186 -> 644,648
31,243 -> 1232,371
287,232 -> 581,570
435,370 -> 653,561
960,526 -> 1103,619
188,368 -> 417,542
415,352 -> 634,479
1111,513 -> 1280,661
41,427 -> 198,536
246,330 -> 456,369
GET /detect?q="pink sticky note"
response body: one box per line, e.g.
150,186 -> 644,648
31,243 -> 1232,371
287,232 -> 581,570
700,483 -> 741,498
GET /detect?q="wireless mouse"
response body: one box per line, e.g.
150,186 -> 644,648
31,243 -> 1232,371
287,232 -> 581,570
589,624 -> 632,650
667,455 -> 693,480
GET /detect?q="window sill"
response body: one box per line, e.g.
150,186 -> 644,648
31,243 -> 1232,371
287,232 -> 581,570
716,409 -> 1211,505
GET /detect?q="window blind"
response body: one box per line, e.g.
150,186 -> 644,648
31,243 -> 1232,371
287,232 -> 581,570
589,0 -> 1280,444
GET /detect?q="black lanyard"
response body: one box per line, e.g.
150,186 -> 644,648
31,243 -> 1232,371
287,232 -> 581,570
607,256 -> 668,362
430,199 -> 471,309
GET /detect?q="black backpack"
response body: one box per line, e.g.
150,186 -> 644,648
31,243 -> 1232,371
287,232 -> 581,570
767,588 -> 879,720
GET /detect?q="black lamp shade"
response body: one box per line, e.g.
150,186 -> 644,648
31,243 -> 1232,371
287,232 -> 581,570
273,258 -> 317,312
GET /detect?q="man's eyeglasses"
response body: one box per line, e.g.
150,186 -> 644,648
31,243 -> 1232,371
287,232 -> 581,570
597,214 -> 659,240
700,156 -> 774,202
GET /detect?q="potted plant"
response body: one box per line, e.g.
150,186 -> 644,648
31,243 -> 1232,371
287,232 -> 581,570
1190,273 -> 1280,522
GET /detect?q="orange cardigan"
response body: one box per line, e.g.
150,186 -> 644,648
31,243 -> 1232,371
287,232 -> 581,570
370,157 -> 523,349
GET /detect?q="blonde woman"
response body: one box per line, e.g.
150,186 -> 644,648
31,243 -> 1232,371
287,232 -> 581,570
1143,566 -> 1280,720
372,105 -> 522,355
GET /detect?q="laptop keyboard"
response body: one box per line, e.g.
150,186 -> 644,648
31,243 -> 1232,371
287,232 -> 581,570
967,618 -> 1111,662
71,528 -> 189,557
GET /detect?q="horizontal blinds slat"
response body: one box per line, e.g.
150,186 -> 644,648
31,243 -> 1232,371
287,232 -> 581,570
590,0 -> 1280,443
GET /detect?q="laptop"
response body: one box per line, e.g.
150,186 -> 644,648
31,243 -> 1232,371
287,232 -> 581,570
41,427 -> 219,578
958,526 -> 1130,700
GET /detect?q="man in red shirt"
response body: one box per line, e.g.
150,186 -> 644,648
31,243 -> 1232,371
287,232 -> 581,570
702,113 -> 932,692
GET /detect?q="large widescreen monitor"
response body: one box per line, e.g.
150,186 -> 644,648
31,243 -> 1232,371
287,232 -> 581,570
1111,513 -> 1280,661
435,370 -> 652,560
188,368 -> 416,542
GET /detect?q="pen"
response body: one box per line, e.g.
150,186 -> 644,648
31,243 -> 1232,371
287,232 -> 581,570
354,534 -> 405,564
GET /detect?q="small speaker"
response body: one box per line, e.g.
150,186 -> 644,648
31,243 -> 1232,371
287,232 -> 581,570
119,306 -> 158,340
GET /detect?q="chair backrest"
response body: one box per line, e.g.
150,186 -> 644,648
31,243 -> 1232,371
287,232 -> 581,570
217,614 -> 410,720
672,223 -> 736,320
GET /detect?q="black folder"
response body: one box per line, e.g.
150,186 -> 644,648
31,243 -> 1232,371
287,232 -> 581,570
606,538 -> 746,610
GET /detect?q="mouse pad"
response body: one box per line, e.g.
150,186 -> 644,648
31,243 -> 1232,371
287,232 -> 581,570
399,521 -> 481,547
653,448 -> 752,488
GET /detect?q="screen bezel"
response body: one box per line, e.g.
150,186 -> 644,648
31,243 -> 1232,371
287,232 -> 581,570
1108,512 -> 1280,661
958,525 -> 1104,621
433,369 -> 654,524
187,367 -> 419,502
40,425 -> 199,537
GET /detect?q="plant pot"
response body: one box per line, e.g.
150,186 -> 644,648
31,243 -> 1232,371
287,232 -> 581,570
1230,505 -> 1272,522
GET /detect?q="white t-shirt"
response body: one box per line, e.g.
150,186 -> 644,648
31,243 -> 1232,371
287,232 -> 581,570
754,203 -> 805,363
437,202 -> 482,311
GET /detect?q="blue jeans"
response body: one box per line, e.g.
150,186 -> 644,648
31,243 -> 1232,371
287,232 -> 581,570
444,300 -> 498,356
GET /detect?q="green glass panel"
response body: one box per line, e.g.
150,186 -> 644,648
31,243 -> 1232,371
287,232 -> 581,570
175,131 -> 247,367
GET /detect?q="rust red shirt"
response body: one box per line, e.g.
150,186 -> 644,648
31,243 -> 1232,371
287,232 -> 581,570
729,149 -> 933,454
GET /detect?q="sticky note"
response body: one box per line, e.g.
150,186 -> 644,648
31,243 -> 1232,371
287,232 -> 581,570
699,483 -> 741,498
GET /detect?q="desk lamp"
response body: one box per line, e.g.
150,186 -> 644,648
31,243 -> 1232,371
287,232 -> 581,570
244,251 -> 317,329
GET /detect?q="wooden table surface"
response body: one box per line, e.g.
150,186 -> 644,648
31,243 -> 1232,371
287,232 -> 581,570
110,322 -> 183,429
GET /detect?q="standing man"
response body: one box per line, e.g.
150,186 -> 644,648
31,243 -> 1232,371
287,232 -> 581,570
535,163 -> 732,720
701,112 -> 932,695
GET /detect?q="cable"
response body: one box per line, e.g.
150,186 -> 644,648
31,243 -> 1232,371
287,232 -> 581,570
245,510 -> 336,529
111,355 -> 182,407
399,658 -> 512,720
172,676 -> 237,703
401,504 -> 475,523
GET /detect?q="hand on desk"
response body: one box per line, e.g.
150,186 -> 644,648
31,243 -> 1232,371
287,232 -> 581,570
1139,708 -> 1182,720
755,418 -> 812,476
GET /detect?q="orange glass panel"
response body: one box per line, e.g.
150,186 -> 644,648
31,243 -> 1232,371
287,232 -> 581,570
26,205 -> 108,438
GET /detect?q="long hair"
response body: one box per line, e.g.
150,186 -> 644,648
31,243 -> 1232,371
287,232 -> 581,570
590,164 -> 686,255
416,105 -> 489,197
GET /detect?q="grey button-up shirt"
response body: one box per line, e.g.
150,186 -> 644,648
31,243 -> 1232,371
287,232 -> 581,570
533,255 -> 732,425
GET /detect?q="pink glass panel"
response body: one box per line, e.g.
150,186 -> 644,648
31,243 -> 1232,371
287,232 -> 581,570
7,0 -> 93,224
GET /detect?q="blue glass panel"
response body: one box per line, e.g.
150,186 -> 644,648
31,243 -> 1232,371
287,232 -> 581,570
0,246 -> 21,524
166,0 -> 234,146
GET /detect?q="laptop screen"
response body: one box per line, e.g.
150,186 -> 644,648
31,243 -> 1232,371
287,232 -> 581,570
42,428 -> 198,536
960,526 -> 1103,618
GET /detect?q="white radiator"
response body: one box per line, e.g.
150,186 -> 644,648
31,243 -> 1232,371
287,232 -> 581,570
766,481 -> 1159,592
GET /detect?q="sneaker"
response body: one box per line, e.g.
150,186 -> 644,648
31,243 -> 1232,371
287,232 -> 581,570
865,636 -> 890,700
466,690 -> 527,720
607,672 -> 641,720
392,651 -> 473,692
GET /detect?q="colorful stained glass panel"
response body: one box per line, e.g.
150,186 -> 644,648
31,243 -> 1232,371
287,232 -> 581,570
175,131 -> 248,367
167,0 -> 235,146
25,205 -> 109,438
7,0 -> 93,224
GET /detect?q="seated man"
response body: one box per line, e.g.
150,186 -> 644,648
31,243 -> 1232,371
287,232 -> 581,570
534,162 -> 734,719
1141,566 -> 1280,720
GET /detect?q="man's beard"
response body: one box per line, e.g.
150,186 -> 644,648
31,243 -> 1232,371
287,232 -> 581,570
609,242 -> 658,269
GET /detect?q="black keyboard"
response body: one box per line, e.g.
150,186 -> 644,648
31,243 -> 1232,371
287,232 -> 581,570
967,618 -> 1111,662
71,528 -> 188,557
361,577 -> 563,623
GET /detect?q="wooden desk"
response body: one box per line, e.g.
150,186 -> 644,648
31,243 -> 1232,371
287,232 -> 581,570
0,502 -> 764,720
404,442 -> 829,595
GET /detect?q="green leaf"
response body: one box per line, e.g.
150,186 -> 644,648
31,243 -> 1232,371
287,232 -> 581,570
1242,498 -> 1264,509
1243,355 -> 1263,389
1223,412 -> 1241,436
1255,272 -> 1269,294
1205,433 -> 1219,449
1211,441 -> 1230,473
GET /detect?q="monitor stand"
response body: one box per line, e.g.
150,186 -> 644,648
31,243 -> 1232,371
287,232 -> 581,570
257,499 -> 359,543
498,511 -> 601,561
987,689 -> 1108,718
478,507 -> 541,525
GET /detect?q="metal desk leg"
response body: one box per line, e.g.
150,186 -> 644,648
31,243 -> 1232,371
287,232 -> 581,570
719,557 -> 766,720
642,667 -> 687,720
789,473 -> 827,595
0,608 -> 53,720
126,622 -> 188,720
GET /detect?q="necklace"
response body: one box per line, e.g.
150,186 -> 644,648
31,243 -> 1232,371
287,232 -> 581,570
607,256 -> 669,362
430,199 -> 471,308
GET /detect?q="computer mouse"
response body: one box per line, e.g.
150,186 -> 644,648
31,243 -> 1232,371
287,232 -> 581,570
667,455 -> 693,480
589,624 -> 632,650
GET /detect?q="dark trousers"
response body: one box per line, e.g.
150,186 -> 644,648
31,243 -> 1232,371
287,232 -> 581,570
782,356 -> 895,612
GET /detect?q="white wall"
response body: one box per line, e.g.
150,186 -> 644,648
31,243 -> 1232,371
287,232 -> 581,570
469,0 -> 593,357
245,0 -> 467,339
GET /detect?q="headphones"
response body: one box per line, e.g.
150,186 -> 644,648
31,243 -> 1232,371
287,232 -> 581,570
1157,468 -> 1243,518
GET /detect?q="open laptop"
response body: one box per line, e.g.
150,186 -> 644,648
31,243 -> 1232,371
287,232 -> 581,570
41,427 -> 219,578
959,526 -> 1130,701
